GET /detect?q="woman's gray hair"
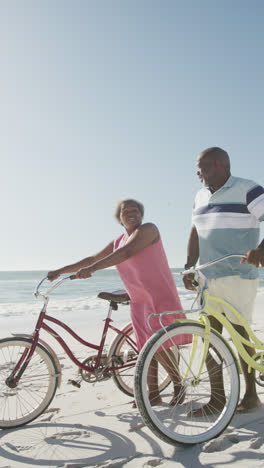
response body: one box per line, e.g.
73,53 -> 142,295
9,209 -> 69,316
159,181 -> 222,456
114,198 -> 144,223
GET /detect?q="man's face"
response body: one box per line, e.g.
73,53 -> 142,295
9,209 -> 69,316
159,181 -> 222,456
196,155 -> 218,188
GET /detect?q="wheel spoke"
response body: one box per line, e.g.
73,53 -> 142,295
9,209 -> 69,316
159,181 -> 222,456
134,323 -> 240,445
0,338 -> 58,428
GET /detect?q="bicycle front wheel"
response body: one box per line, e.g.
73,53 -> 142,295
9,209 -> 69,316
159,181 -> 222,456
254,355 -> 264,387
0,337 -> 59,428
134,322 -> 240,445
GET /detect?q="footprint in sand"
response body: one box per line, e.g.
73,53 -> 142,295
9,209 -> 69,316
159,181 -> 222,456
144,460 -> 165,467
203,433 -> 240,452
4,442 -> 32,453
129,422 -> 145,432
39,407 -> 60,422
249,437 -> 264,449
45,429 -> 91,441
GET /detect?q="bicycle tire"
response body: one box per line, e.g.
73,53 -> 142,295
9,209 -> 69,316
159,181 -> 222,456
0,337 -> 59,428
109,325 -> 138,396
134,322 -> 240,445
254,355 -> 264,387
110,325 -> 171,397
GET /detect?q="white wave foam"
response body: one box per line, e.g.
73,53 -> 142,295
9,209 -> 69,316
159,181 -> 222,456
0,288 -> 263,320
0,295 -> 107,319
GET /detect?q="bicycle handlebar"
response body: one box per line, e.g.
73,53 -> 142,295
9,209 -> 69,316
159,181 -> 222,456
35,254 -> 248,298
34,274 -> 77,299
181,254 -> 247,276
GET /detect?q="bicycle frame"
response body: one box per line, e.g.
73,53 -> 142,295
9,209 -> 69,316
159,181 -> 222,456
36,312 -> 137,373
149,254 -> 264,381
11,276 -> 138,383
200,289 -> 264,375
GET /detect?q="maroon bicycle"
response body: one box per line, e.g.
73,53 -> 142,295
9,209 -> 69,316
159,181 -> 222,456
0,275 -> 139,428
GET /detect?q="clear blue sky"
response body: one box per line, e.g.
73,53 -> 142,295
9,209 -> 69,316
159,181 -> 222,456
1,1 -> 264,270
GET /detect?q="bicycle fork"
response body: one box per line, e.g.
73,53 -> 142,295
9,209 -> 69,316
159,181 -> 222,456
6,312 -> 45,388
5,339 -> 38,388
183,314 -> 212,385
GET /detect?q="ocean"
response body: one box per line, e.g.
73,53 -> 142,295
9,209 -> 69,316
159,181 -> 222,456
0,268 -> 264,337
1,268 -> 264,307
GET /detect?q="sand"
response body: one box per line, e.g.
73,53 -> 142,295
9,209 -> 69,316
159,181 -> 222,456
0,297 -> 264,467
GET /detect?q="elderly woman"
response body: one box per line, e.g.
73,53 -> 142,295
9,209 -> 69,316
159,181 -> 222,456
48,198 -> 189,405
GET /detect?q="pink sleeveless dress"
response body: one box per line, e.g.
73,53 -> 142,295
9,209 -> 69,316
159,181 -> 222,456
114,232 -> 189,350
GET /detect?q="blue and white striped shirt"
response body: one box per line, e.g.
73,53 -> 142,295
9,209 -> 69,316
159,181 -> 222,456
192,175 -> 264,279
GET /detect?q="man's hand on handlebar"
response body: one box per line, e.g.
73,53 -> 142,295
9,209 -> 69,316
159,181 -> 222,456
183,273 -> 199,291
241,248 -> 264,268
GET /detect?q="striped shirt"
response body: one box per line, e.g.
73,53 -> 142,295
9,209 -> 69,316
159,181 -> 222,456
192,175 -> 264,279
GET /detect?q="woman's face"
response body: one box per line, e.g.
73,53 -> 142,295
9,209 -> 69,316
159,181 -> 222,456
119,202 -> 142,231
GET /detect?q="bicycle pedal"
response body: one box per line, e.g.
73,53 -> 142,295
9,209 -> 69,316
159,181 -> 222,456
68,379 -> 81,388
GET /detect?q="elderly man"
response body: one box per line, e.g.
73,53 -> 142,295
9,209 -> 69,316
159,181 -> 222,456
184,147 -> 264,414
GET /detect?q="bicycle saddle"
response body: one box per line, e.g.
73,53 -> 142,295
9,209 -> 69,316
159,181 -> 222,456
97,291 -> 130,303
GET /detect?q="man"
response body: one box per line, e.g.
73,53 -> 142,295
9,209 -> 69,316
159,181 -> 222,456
184,147 -> 264,415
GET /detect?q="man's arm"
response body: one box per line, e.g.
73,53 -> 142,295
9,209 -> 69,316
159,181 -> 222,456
244,183 -> 264,267
183,226 -> 199,290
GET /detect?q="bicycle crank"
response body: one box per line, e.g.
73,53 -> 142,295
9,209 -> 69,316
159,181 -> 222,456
79,355 -> 112,382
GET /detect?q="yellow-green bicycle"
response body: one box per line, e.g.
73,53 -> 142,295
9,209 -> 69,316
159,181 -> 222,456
134,254 -> 264,446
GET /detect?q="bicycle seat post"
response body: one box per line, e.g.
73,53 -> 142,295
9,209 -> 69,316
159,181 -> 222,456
107,301 -> 117,320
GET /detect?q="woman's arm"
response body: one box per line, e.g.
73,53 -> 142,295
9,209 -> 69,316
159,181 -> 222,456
48,240 -> 114,280
76,223 -> 159,279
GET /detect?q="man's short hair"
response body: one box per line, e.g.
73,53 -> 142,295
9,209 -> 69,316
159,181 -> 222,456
199,147 -> 230,170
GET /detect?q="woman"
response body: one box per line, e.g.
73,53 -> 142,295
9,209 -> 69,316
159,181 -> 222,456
48,198 -> 189,405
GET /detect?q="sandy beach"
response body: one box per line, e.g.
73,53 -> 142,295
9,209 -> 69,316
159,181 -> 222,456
0,296 -> 264,468
2,0 -> 264,465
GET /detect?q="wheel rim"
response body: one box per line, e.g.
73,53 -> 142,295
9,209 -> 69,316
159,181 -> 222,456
112,327 -> 138,396
112,327 -> 171,397
0,339 -> 58,427
254,356 -> 264,387
135,323 -> 240,445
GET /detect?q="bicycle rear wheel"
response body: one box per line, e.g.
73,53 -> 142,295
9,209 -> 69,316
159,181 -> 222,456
109,324 -> 138,396
134,322 -> 240,445
110,324 -> 171,397
0,337 -> 59,428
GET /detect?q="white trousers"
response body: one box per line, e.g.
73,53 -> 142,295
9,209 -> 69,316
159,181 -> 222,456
206,275 -> 259,325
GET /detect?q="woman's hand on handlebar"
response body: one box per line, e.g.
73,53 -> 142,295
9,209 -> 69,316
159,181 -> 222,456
47,265 -> 95,281
76,266 -> 94,279
47,270 -> 62,282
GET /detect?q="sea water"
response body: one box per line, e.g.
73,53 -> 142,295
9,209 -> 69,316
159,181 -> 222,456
0,268 -> 263,338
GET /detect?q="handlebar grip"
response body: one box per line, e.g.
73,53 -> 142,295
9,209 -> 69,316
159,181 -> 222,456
70,274 -> 77,280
